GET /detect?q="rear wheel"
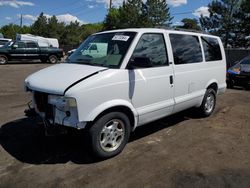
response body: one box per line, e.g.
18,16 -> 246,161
88,112 -> 131,159
0,55 -> 8,65
48,55 -> 58,64
198,88 -> 216,117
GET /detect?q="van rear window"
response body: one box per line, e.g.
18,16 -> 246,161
201,37 -> 222,61
170,34 -> 203,65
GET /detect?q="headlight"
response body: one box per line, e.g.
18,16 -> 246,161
48,95 -> 77,111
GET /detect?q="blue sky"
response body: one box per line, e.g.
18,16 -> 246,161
0,0 -> 212,27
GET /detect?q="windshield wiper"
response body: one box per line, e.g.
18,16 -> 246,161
74,59 -> 93,65
72,59 -> 104,67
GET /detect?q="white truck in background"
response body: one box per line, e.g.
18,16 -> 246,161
16,34 -> 59,48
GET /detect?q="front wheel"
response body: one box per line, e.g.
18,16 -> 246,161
48,55 -> 58,64
88,112 -> 131,159
0,55 -> 8,65
198,88 -> 216,117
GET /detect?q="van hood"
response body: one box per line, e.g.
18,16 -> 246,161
25,63 -> 107,95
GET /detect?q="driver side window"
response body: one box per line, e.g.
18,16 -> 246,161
131,33 -> 169,67
14,42 -> 25,48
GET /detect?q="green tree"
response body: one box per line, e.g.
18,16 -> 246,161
200,0 -> 241,47
143,0 -> 172,27
236,0 -> 250,48
21,25 -> 31,34
119,0 -> 145,28
30,12 -> 48,37
47,15 -> 65,39
80,23 -> 103,40
177,18 -> 201,31
60,21 -> 81,45
0,24 -> 30,39
103,0 -> 172,29
103,8 -> 121,30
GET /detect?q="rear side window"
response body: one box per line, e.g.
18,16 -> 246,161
26,42 -> 38,48
202,37 -> 222,61
170,34 -> 202,64
132,33 -> 168,67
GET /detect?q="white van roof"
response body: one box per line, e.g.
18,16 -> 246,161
95,28 -> 218,38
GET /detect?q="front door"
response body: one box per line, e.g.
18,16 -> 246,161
128,33 -> 174,125
25,41 -> 39,59
9,41 -> 26,59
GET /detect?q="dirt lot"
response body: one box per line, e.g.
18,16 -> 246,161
0,63 -> 250,188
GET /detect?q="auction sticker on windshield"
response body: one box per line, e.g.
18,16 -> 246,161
112,35 -> 130,41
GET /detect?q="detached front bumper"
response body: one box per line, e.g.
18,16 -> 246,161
30,91 -> 87,129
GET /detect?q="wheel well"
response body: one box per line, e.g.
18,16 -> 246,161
49,54 -> 58,58
87,106 -> 135,130
0,53 -> 9,59
207,83 -> 218,93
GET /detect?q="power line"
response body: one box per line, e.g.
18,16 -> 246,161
109,0 -> 112,9
172,11 -> 193,16
172,10 -> 207,16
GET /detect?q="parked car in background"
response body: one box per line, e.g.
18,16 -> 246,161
25,28 -> 226,158
227,55 -> 250,89
0,38 -> 12,47
0,40 -> 63,64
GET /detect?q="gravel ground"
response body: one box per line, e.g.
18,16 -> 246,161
0,63 -> 250,188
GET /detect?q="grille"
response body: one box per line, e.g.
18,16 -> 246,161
34,91 -> 47,112
34,91 -> 54,119
241,71 -> 250,75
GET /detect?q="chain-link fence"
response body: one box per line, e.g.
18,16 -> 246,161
225,49 -> 250,68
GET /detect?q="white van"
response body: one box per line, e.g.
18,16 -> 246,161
25,28 -> 226,158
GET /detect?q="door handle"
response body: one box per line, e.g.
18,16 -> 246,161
170,75 -> 173,85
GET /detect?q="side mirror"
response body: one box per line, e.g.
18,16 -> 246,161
127,57 -> 152,69
12,44 -> 18,49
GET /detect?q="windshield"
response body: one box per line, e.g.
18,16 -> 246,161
67,32 -> 136,68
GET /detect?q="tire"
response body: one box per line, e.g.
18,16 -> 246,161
48,55 -> 58,64
198,88 -> 216,117
0,55 -> 8,65
88,112 -> 131,159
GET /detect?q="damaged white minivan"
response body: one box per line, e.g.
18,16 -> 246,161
25,28 -> 227,158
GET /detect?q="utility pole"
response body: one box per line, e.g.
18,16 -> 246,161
109,0 -> 112,9
20,14 -> 23,28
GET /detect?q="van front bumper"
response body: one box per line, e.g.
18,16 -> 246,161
32,91 -> 87,129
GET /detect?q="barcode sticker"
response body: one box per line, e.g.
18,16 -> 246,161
112,35 -> 130,41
